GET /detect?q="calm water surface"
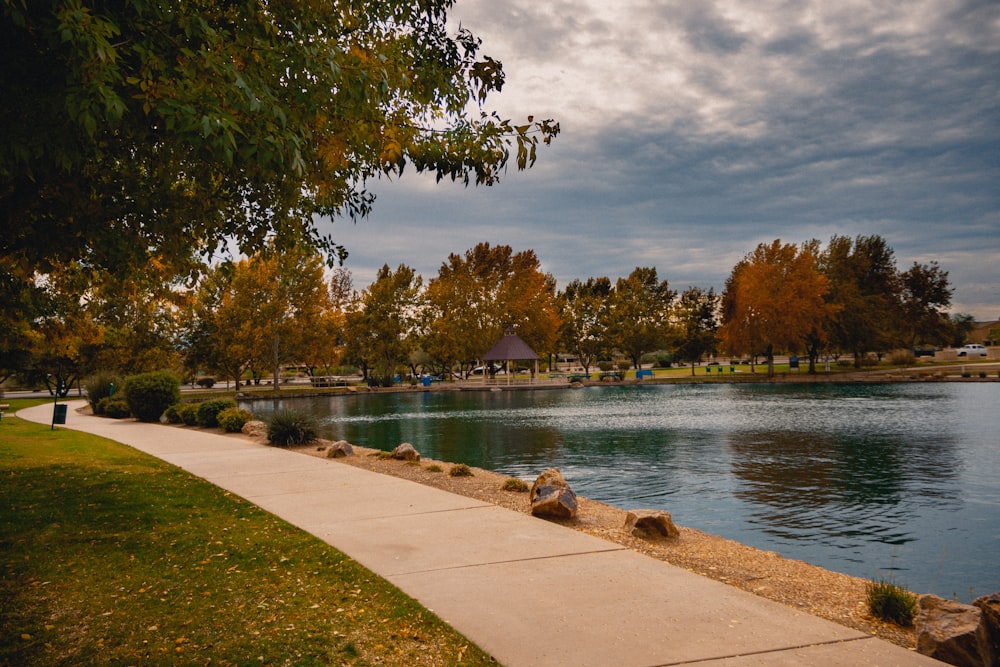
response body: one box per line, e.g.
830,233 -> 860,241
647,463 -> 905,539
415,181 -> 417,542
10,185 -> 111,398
244,383 -> 999,600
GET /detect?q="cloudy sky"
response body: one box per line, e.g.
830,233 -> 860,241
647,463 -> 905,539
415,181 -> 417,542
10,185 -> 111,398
321,0 -> 999,320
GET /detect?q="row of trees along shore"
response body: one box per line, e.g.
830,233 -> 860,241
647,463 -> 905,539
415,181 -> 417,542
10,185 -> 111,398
1,235 -> 973,394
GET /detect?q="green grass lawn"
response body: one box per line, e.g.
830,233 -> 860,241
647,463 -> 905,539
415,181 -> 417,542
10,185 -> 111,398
0,401 -> 495,666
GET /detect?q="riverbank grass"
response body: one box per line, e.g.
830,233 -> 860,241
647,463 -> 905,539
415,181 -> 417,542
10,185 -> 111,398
866,578 -> 919,626
0,405 -> 493,666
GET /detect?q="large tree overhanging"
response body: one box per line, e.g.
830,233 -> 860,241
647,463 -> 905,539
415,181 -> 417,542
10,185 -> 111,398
0,0 -> 559,278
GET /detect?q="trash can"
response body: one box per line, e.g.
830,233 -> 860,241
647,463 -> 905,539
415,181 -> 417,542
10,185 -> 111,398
53,404 -> 67,424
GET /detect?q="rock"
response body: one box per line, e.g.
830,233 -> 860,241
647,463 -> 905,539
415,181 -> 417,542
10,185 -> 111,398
916,594 -> 983,666
624,510 -> 679,539
326,440 -> 354,458
973,592 -> 1000,667
242,420 -> 268,438
529,468 -> 578,519
392,442 -> 420,461
529,468 -> 568,501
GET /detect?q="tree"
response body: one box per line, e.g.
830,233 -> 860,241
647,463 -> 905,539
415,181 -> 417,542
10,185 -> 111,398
897,261 -> 953,349
719,240 -> 835,377
949,313 -> 976,348
343,264 -> 424,384
606,267 -> 675,369
83,261 -> 188,374
298,268 -> 354,376
821,235 -> 898,367
1,1 -> 559,282
16,270 -> 106,395
673,286 -> 720,375
182,263 -> 251,388
557,277 -> 613,375
423,243 -> 560,376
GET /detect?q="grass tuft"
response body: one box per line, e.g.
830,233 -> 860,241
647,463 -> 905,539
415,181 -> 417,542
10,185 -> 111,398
866,578 -> 918,626
448,463 -> 474,477
501,478 -> 530,492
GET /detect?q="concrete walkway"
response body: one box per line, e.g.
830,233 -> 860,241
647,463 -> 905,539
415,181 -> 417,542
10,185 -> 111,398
17,401 -> 943,666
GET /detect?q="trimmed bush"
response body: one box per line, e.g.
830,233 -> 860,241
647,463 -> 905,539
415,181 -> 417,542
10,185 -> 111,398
84,371 -> 122,415
195,377 -> 216,388
123,371 -> 181,422
217,407 -> 253,433
196,399 -> 238,428
164,404 -> 184,424
866,579 -> 918,626
179,402 -> 200,426
266,409 -> 317,447
98,397 -> 132,419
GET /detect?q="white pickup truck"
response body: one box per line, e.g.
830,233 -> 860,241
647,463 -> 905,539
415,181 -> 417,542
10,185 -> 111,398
955,344 -> 988,357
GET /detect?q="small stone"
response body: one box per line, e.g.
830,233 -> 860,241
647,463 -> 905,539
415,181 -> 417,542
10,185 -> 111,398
326,440 -> 354,458
241,420 -> 268,438
529,468 -> 578,519
624,510 -> 679,539
392,442 -> 420,461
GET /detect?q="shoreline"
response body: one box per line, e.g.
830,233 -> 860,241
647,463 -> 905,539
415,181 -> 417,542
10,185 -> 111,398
234,364 -> 1000,400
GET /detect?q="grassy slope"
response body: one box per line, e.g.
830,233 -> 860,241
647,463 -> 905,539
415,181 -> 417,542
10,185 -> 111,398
0,403 -> 494,666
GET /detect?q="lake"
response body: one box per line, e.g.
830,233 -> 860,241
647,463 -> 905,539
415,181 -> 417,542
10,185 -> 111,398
242,382 -> 999,601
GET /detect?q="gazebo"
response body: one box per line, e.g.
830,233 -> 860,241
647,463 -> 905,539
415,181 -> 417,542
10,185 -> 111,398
481,329 -> 540,385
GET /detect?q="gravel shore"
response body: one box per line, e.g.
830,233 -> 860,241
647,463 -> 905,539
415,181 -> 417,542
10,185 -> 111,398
294,440 -> 918,650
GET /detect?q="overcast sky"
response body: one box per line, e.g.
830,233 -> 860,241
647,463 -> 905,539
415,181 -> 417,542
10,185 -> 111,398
320,0 -> 999,320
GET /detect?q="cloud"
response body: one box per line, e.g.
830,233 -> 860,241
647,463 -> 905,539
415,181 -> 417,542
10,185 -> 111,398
323,0 -> 1000,319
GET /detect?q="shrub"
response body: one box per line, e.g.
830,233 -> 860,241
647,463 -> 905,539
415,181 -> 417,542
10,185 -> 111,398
654,354 -> 673,369
196,399 -> 238,428
164,404 -> 184,424
266,409 -> 317,446
448,463 -> 473,477
217,407 -> 253,433
98,396 -> 132,419
195,377 -> 216,388
597,361 -> 613,372
502,478 -> 530,492
889,351 -> 915,366
179,402 -> 200,426
866,579 -> 918,626
425,464 -> 444,473
617,361 -> 631,372
84,371 -> 121,415
122,371 -> 181,422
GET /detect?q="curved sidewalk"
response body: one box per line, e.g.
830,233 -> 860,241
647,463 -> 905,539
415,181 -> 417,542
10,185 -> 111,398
18,402 -> 943,666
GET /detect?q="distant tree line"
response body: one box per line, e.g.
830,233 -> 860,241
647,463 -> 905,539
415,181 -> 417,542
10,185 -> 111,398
0,235 -> 971,392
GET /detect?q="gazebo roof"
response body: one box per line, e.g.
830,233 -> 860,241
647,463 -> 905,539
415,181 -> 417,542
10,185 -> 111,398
482,331 -> 540,361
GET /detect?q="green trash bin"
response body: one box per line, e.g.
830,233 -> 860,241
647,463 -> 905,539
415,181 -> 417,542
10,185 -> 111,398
53,404 -> 67,425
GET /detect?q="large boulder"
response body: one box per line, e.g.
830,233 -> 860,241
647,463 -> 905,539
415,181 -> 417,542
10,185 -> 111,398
973,592 -> 1000,667
391,442 -> 421,461
624,510 -> 679,539
916,594 -> 983,666
529,468 -> 578,519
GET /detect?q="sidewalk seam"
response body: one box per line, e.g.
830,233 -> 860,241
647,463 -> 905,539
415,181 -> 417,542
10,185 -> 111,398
645,635 -> 885,666
387,546 -> 629,577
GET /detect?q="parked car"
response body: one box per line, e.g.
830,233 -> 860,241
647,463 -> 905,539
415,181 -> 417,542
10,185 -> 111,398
956,344 -> 988,357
